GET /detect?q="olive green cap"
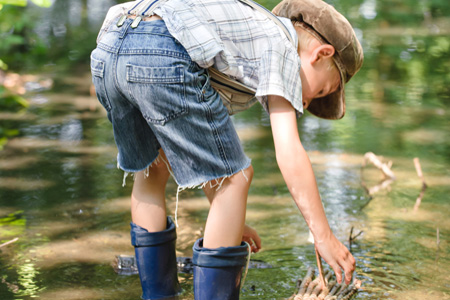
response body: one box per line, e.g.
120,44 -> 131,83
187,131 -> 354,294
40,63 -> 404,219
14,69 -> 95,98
272,0 -> 364,119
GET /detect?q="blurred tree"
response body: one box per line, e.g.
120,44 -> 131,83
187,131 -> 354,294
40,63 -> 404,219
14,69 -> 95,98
0,0 -> 51,149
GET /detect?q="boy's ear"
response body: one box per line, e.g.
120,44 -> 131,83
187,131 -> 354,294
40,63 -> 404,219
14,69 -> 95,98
310,44 -> 335,64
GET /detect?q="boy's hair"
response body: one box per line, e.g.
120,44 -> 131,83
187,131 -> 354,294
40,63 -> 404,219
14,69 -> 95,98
273,0 -> 364,120
294,22 -> 337,72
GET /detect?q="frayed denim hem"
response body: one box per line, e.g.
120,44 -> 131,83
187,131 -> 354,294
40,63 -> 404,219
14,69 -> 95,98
118,158 -> 252,228
118,154 -> 174,187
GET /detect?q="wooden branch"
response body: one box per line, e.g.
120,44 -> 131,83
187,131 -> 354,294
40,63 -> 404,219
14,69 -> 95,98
363,152 -> 396,179
436,227 -> 441,264
413,158 -> 428,212
413,186 -> 426,212
315,247 -> 327,291
291,270 -> 362,300
413,158 -> 427,188
0,237 -> 19,248
437,228 -> 440,247
297,268 -> 314,295
349,227 -> 364,251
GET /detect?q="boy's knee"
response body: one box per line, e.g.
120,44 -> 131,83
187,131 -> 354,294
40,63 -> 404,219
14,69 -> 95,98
151,159 -> 171,179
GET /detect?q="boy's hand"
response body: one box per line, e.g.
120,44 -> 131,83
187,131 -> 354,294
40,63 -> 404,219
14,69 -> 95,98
315,233 -> 355,284
242,224 -> 261,253
267,95 -> 355,284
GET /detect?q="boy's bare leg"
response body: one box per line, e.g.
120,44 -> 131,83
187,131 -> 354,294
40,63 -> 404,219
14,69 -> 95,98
202,165 -> 254,248
131,149 -> 171,232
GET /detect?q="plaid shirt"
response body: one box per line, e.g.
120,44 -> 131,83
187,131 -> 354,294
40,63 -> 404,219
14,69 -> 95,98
154,0 -> 303,115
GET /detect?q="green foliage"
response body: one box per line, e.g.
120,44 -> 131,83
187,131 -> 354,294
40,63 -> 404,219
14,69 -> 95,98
0,59 -> 7,70
0,0 -> 42,139
0,77 -> 29,149
0,92 -> 29,110
0,0 -> 26,6
30,0 -> 52,7
0,211 -> 26,238
0,0 -> 51,7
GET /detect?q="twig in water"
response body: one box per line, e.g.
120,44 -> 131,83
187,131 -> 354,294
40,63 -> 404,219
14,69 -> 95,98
436,227 -> 440,264
362,152 -> 396,180
0,237 -> 19,248
413,157 -> 428,212
348,227 -> 363,251
291,270 -> 362,300
297,267 -> 314,295
360,152 -> 395,210
413,157 -> 427,188
437,228 -> 440,247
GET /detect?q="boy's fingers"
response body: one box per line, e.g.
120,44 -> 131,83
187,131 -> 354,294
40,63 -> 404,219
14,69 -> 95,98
253,233 -> 262,250
242,236 -> 260,253
343,252 -> 355,284
343,267 -> 352,284
343,261 -> 354,284
331,263 -> 342,284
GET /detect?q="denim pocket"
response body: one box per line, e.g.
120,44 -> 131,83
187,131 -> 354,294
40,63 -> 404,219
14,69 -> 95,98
126,64 -> 188,125
196,70 -> 217,103
90,56 -> 112,111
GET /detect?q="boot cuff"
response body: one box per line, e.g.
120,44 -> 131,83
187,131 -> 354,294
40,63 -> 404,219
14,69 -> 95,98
130,217 -> 177,247
192,238 -> 248,268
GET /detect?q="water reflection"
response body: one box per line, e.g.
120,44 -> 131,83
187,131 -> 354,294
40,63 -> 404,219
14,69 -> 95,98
16,262 -> 43,298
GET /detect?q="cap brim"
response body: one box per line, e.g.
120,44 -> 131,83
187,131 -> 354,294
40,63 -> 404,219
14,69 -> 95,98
306,83 -> 345,120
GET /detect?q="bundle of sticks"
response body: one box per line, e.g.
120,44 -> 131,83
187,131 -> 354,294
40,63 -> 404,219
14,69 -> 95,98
288,268 -> 362,300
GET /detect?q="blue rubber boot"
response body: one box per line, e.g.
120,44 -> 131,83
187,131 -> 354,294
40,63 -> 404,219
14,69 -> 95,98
192,238 -> 249,300
131,217 -> 181,300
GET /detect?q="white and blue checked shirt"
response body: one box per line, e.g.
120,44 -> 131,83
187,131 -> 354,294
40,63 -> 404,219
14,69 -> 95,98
153,0 -> 303,116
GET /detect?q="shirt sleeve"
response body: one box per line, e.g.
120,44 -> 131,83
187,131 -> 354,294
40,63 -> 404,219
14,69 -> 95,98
255,42 -> 303,118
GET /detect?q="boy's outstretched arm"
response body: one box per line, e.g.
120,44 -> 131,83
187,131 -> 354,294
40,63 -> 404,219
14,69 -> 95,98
267,95 -> 355,284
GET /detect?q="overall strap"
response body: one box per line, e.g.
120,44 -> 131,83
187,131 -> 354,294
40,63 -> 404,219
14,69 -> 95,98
117,0 -> 168,28
118,0 -> 296,48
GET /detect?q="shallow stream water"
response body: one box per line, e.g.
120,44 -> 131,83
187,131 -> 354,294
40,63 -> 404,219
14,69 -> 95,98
0,0 -> 449,299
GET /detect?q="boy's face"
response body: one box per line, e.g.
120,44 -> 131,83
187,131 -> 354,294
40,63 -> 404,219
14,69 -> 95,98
299,56 -> 341,110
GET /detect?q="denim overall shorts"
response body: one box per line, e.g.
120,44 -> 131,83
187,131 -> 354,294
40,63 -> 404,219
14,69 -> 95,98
90,18 -> 251,188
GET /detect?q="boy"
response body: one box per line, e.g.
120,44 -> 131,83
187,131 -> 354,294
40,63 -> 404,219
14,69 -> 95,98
90,0 -> 363,299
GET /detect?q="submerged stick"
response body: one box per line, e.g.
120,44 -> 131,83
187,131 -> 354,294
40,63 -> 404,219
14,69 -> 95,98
436,227 -> 440,263
315,272 -> 332,300
291,270 -> 361,300
297,267 -> 314,295
318,281 -> 336,300
437,228 -> 440,247
303,277 -> 320,299
413,157 -> 428,212
413,157 -> 427,188
336,283 -> 353,299
0,237 -> 19,248
326,282 -> 345,299
349,226 -> 364,250
340,280 -> 362,300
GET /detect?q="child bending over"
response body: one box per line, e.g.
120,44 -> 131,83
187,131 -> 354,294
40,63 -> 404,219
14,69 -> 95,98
90,0 -> 363,298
